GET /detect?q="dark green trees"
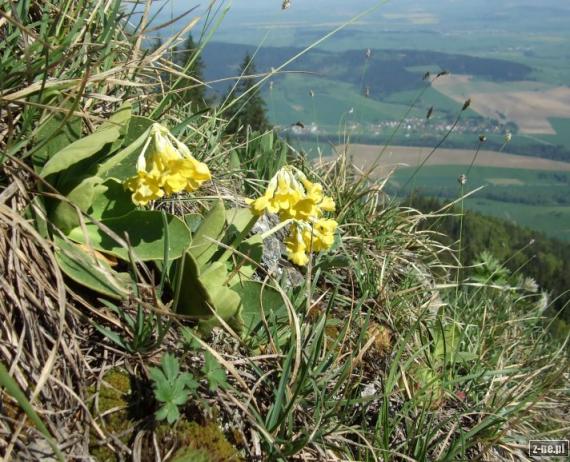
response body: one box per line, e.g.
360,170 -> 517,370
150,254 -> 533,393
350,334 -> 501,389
224,53 -> 270,136
175,33 -> 207,110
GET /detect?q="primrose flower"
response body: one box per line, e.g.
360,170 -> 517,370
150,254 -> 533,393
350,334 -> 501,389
284,224 -> 310,267
283,219 -> 338,266
250,166 -> 338,267
310,218 -> 338,252
124,124 -> 211,206
124,171 -> 164,206
287,177 -> 336,220
249,168 -> 304,216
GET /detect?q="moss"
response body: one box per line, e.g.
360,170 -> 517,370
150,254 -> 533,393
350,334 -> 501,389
157,420 -> 241,462
88,369 -> 133,461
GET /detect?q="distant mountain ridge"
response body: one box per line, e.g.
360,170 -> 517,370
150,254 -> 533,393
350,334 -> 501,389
202,42 -> 533,96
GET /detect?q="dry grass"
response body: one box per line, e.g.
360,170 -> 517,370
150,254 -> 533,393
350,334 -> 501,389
0,164 -> 88,458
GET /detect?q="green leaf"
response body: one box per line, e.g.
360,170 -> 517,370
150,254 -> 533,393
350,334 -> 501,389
161,353 -> 180,383
54,236 -> 131,299
123,115 -> 155,147
454,351 -> 479,363
40,125 -> 121,180
434,324 -> 461,360
315,255 -> 351,270
180,327 -> 203,351
200,262 -> 242,321
232,281 -> 286,336
173,253 -> 213,317
229,150 -> 241,170
89,178 -> 136,220
50,176 -> 106,233
174,255 -> 241,328
189,201 -> 225,268
225,207 -> 254,235
32,108 -> 82,172
202,352 -> 227,392
99,103 -> 132,133
95,325 -> 130,352
97,121 -> 153,180
183,213 -> 202,233
149,367 -> 166,386
67,210 -> 192,261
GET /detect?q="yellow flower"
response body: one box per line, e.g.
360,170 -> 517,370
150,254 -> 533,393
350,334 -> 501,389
312,218 -> 337,251
249,168 -> 304,217
124,171 -> 164,206
124,124 -> 211,205
248,166 -> 338,266
285,224 -> 310,266
319,196 -> 336,212
273,170 -> 303,211
299,219 -> 337,253
288,197 -> 319,221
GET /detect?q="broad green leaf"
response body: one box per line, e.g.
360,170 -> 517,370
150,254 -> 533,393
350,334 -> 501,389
183,213 -> 202,233
434,324 -> 461,360
174,252 -> 213,317
32,106 -> 82,172
50,176 -> 106,233
229,150 -> 241,170
98,103 -> 132,132
454,351 -> 479,363
89,178 -> 136,220
124,115 -> 155,147
226,235 -> 264,284
68,210 -> 191,261
225,208 -> 255,235
189,201 -> 225,268
232,281 -> 286,336
316,255 -> 351,270
40,125 -> 121,179
174,255 -> 241,328
201,262 -> 241,320
54,236 -> 131,299
97,123 -> 152,180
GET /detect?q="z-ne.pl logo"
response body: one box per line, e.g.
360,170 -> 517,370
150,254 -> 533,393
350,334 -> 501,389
528,440 -> 569,458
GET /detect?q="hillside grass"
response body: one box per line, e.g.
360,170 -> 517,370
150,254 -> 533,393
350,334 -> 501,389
0,1 -> 568,461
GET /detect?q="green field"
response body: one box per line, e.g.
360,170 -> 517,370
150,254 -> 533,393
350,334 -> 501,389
388,165 -> 570,240
265,74 -> 425,131
466,200 -> 570,240
540,118 -> 570,147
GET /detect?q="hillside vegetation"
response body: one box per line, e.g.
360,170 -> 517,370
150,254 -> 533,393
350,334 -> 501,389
0,1 -> 568,461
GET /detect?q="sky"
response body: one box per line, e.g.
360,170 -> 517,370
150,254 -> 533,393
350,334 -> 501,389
148,0 -> 570,29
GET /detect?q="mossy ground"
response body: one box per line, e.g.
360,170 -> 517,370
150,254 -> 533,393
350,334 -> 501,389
156,420 -> 241,462
88,369 -> 133,461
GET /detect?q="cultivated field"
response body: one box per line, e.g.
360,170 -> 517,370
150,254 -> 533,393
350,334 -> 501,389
433,74 -> 570,135
337,144 -> 570,172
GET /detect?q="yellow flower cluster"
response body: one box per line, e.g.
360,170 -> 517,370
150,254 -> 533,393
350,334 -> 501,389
124,124 -> 211,206
249,167 -> 338,266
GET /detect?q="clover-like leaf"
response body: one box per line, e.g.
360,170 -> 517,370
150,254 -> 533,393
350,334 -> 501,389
202,352 -> 227,392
